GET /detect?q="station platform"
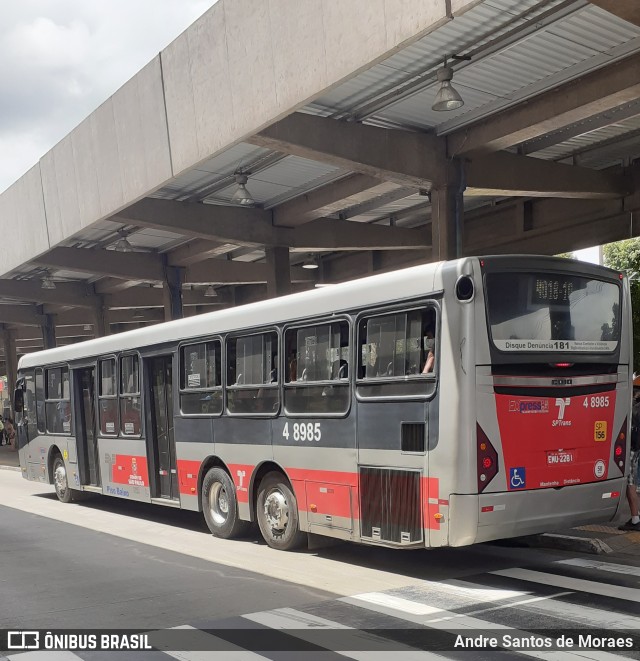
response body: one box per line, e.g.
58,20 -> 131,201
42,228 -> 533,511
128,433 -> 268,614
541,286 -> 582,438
1,444 -> 637,555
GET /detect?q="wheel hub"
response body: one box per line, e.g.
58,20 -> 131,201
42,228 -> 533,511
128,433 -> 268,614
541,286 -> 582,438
264,490 -> 289,531
209,482 -> 229,525
54,464 -> 67,497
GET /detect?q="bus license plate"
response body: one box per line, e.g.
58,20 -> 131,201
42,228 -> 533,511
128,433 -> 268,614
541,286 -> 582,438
547,451 -> 574,465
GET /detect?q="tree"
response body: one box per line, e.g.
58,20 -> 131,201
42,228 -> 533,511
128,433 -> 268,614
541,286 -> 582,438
555,251 -> 575,259
602,239 -> 640,373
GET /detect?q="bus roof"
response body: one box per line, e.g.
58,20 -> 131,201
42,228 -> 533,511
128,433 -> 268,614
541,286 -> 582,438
18,260 -> 448,369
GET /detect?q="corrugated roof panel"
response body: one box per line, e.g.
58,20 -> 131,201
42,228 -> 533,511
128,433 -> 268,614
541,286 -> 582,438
380,84 -> 499,129
547,5 -> 640,53
195,144 -> 273,175
254,156 -> 341,189
311,0 -> 568,117
531,115 -> 640,160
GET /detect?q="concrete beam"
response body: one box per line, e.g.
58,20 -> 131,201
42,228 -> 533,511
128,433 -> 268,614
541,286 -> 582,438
273,174 -> 383,227
33,247 -> 165,282
588,0 -> 640,27
466,152 -> 629,199
447,51 -> 640,155
113,198 -> 277,247
250,113 -> 444,188
0,305 -> 46,326
185,259 -> 315,285
290,218 -> 430,250
169,240 -> 237,267
94,278 -> 145,294
0,280 -> 97,308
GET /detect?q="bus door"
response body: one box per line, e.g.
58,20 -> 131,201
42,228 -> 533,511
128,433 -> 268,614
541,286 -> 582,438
74,367 -> 100,487
356,307 -> 436,548
146,355 -> 177,501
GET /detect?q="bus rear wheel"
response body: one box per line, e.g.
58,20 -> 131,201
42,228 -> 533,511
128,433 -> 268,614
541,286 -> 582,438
202,467 -> 251,539
52,455 -> 74,503
256,472 -> 307,551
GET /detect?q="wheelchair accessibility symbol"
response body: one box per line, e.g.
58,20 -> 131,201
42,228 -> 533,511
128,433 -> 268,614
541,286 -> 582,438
509,467 -> 526,489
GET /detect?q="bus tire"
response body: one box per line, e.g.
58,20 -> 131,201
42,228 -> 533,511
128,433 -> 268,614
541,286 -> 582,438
202,467 -> 251,539
52,455 -> 74,504
256,472 -> 307,551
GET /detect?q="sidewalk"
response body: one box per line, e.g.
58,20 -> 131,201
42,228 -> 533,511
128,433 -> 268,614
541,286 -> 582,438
0,446 -> 637,554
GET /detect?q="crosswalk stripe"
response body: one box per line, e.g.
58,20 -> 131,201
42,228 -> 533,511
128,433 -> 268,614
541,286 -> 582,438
491,568 -> 640,603
158,624 -> 266,661
4,654 -> 82,661
341,593 -> 625,661
554,557 -> 640,578
243,607 -> 445,660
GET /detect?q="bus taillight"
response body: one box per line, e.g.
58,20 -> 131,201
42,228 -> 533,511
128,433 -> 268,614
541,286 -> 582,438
613,418 -> 627,474
477,424 -> 499,492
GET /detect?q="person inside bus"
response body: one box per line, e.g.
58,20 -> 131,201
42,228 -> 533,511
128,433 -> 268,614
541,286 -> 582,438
421,326 -> 436,374
620,386 -> 640,531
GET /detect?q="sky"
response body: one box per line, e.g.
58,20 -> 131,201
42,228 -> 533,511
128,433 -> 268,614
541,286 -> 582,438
0,0 -> 217,194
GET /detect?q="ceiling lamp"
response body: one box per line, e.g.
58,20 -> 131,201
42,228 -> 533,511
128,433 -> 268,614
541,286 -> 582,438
204,285 -> 218,298
302,256 -> 319,270
83,324 -> 92,331
114,231 -> 133,252
432,59 -> 464,112
231,172 -> 255,207
41,273 -> 56,290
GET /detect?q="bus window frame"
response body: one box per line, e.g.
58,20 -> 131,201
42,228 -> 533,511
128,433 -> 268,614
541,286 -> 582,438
44,363 -> 73,436
225,328 -> 280,418
35,367 -> 45,434
282,315 -> 352,418
98,355 -> 119,437
355,302 -> 440,402
178,337 -> 224,417
119,352 -> 143,438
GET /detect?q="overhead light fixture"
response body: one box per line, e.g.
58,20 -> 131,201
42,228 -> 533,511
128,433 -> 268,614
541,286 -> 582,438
83,324 -> 92,331
302,256 -> 319,270
432,57 -> 465,112
230,172 -> 255,207
204,285 -> 218,298
114,230 -> 133,252
41,273 -> 56,290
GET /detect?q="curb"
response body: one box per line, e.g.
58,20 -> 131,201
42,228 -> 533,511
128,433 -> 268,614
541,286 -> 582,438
521,533 -> 613,555
0,465 -> 21,472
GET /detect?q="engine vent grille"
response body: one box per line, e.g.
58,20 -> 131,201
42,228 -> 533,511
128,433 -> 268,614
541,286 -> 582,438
360,467 -> 422,544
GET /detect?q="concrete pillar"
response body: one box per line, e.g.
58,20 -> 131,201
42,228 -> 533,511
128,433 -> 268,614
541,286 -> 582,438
41,314 -> 57,349
91,299 -> 108,337
163,260 -> 184,321
2,327 -> 17,414
431,159 -> 465,261
266,247 -> 291,298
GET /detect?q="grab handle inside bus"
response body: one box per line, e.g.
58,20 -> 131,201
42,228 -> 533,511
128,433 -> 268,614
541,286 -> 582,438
13,388 -> 24,413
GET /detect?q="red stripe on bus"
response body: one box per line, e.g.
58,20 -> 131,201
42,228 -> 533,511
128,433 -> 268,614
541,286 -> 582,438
423,477 -> 441,530
110,455 -> 149,488
177,459 -> 201,496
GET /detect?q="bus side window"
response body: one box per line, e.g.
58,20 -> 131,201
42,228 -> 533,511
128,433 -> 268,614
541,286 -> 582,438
226,332 -> 278,415
120,355 -> 141,436
284,320 -> 350,415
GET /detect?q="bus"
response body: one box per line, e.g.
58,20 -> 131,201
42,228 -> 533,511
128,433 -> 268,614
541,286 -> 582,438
14,256 -> 632,551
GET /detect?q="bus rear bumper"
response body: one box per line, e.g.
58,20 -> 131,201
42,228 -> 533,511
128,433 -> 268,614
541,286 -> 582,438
448,479 -> 625,547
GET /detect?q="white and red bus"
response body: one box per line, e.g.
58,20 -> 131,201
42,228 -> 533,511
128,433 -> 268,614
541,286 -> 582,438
14,256 -> 632,550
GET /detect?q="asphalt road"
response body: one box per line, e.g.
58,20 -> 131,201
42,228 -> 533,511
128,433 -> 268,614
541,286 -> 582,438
1,469 -> 639,658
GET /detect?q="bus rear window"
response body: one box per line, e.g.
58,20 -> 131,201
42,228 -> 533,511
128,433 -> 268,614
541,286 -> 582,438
486,272 -> 620,352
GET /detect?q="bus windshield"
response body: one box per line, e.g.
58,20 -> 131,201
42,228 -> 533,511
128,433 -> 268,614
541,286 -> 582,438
486,271 -> 621,353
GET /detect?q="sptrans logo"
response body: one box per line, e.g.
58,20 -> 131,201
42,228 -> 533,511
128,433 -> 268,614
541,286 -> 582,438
509,399 -> 549,414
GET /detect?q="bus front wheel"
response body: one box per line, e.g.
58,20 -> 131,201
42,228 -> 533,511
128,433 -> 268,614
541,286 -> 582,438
256,472 -> 307,551
52,455 -> 74,503
202,467 -> 251,539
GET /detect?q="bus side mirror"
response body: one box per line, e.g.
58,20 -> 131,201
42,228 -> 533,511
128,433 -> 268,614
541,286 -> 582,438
14,388 -> 24,413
